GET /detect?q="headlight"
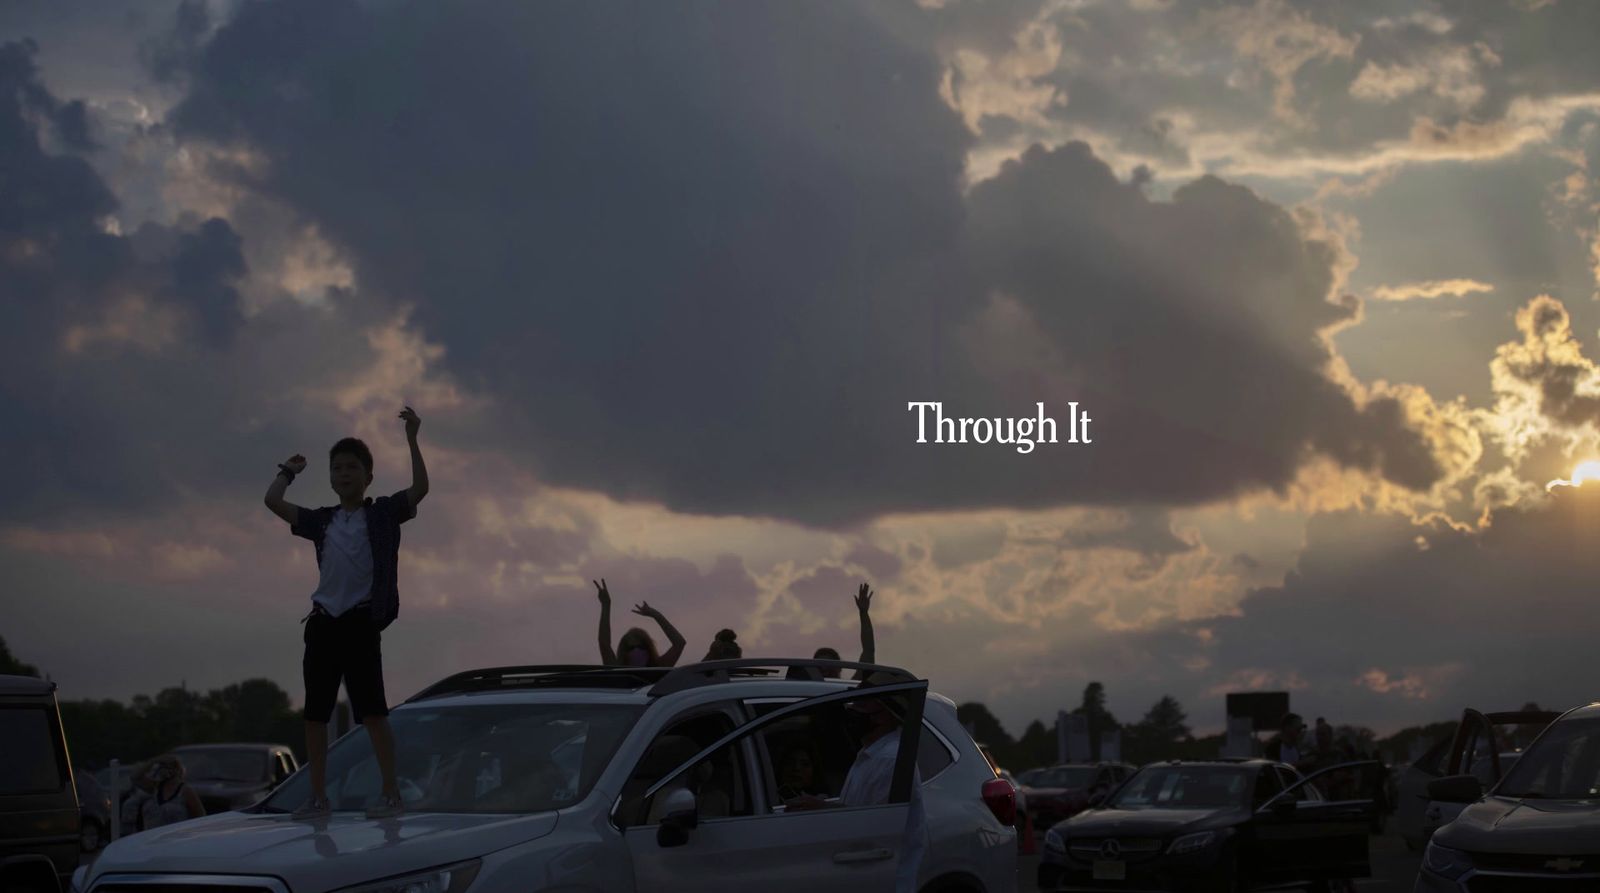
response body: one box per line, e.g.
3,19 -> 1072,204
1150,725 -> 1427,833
71,866 -> 88,893
1422,841 -> 1473,881
1044,828 -> 1066,854
333,860 -> 482,893
1167,831 -> 1216,855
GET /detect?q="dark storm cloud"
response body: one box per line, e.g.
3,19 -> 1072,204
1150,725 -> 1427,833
141,0 -> 1445,525
0,38 -> 411,522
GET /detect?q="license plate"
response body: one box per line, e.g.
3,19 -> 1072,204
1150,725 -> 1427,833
1092,860 -> 1127,881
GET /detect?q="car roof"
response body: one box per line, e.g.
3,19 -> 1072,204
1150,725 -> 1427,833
1556,702 -> 1600,721
400,660 -> 957,713
0,674 -> 55,696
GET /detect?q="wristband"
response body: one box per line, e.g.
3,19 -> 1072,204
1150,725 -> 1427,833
277,464 -> 298,481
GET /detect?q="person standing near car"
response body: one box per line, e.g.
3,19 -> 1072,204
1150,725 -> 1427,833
1264,713 -> 1315,773
121,756 -> 203,833
264,406 -> 428,819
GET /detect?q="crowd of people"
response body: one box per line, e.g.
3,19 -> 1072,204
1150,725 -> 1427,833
1265,712 -> 1394,811
591,578 -> 877,674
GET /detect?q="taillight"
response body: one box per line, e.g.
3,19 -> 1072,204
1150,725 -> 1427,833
982,777 -> 1017,826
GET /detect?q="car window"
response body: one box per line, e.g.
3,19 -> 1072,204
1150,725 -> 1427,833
265,702 -> 641,814
1412,736 -> 1450,777
0,706 -> 66,794
1252,767 -> 1283,808
1036,766 -> 1098,788
618,707 -> 753,827
1499,717 -> 1600,799
1110,766 -> 1250,809
176,748 -> 271,782
917,724 -> 955,781
744,688 -> 923,813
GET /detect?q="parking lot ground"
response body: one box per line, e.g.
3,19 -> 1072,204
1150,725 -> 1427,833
1020,830 -> 1422,891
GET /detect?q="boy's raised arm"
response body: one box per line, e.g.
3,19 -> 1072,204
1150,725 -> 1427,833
264,454 -> 310,526
400,406 -> 428,508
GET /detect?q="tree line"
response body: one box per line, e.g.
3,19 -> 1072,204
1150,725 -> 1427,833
3,636 -> 307,768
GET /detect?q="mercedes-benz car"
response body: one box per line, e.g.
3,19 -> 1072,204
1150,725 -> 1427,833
1040,759 -> 1375,891
77,660 -> 1016,893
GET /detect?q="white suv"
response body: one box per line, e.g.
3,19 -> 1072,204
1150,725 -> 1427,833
76,660 -> 1017,893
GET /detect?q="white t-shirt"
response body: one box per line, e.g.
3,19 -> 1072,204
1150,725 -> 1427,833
311,506 -> 374,617
839,730 -> 928,893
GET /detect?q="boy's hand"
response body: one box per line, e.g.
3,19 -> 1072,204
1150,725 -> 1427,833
593,578 -> 611,607
284,454 -> 307,475
399,406 -> 421,439
632,601 -> 662,620
854,582 -> 873,612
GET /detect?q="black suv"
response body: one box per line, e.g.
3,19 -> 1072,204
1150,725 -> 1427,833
0,674 -> 80,893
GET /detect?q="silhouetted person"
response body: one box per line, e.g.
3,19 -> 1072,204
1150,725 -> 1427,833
704,628 -> 742,661
1264,712 -> 1313,772
594,578 -> 687,667
265,406 -> 427,819
814,582 -> 876,679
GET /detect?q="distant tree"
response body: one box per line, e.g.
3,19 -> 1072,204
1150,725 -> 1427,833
957,702 -> 1016,766
60,678 -> 304,769
0,636 -> 41,677
1125,695 -> 1192,764
1017,719 -> 1057,769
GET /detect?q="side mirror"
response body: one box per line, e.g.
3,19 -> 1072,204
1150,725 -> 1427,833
655,788 -> 699,848
1427,775 -> 1484,805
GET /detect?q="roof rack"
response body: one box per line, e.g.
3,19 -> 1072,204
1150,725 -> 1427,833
649,658 -> 918,697
405,665 -> 671,703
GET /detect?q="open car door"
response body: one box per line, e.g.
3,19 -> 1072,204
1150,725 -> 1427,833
620,671 -> 928,893
1256,761 -> 1378,885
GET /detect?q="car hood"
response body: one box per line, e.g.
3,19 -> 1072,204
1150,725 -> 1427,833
1438,797 -> 1600,852
87,810 -> 560,893
1056,806 -> 1242,836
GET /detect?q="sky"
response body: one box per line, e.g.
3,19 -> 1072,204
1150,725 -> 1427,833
5,0 -> 1600,741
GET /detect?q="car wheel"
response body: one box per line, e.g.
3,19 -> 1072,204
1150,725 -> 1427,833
81,817 -> 103,851
1209,849 -> 1243,893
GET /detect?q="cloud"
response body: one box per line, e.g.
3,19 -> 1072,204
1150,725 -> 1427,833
1370,279 -> 1495,301
137,1 -> 1452,526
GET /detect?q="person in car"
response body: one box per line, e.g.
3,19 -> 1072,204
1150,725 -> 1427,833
121,756 -> 204,833
776,745 -> 825,801
813,582 -> 876,679
593,579 -> 687,667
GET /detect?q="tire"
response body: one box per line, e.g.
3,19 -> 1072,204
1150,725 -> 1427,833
1208,850 -> 1243,893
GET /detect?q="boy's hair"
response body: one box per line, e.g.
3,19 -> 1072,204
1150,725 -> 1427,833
330,437 -> 374,473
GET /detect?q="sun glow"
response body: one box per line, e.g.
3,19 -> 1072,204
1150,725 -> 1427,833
1546,460 -> 1600,491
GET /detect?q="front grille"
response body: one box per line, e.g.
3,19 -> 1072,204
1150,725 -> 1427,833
1467,876 -> 1600,892
1067,837 -> 1164,863
1471,852 -> 1600,872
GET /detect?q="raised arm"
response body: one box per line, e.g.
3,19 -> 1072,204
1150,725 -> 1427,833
594,579 -> 617,665
263,454 -> 309,525
400,406 -> 429,507
635,601 -> 687,667
847,583 -> 877,681
855,582 -> 875,664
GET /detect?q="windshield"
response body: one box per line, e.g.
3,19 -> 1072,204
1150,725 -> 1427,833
1497,717 -> 1600,799
1110,766 -> 1250,810
173,748 -> 270,783
1033,766 -> 1097,789
264,702 -> 642,813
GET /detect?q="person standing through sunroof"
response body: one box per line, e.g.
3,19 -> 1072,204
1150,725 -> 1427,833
594,578 -> 688,667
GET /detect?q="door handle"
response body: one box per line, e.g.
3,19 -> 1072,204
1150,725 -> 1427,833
833,848 -> 894,864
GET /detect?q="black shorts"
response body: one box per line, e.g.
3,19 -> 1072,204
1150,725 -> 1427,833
302,607 -> 389,723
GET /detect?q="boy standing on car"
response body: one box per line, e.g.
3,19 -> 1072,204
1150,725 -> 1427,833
264,406 -> 429,819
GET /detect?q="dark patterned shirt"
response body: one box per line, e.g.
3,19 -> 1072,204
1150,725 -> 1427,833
290,489 -> 415,630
